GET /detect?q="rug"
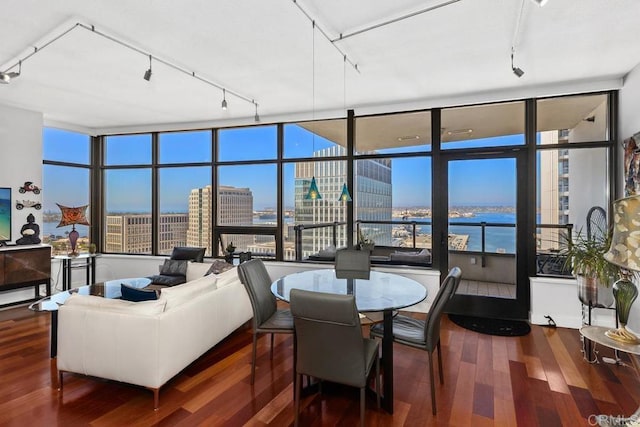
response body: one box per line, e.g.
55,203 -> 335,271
448,314 -> 531,336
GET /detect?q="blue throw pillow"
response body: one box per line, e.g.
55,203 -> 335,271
121,284 -> 158,302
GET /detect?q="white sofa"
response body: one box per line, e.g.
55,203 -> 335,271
56,264 -> 253,409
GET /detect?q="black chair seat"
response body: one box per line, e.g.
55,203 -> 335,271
370,315 -> 425,348
259,309 -> 294,332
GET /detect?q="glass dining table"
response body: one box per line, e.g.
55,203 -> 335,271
271,268 -> 427,414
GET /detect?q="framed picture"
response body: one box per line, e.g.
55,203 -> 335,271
0,187 -> 11,242
624,131 -> 640,197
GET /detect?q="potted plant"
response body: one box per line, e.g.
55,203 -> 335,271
357,229 -> 375,253
224,241 -> 236,264
563,228 -> 619,308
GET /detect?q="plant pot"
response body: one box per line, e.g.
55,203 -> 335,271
577,275 -> 614,308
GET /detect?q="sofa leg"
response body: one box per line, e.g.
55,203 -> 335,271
58,370 -> 63,393
148,387 -> 160,410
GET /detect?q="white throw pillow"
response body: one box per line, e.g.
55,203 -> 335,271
215,267 -> 239,288
160,273 -> 218,310
186,261 -> 213,282
64,294 -> 167,315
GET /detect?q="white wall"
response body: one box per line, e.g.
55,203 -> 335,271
0,104 -> 43,242
0,105 -> 45,305
618,62 -> 640,333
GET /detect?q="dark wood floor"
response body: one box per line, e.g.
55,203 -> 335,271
1,306 -> 639,427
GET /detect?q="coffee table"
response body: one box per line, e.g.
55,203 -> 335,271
29,277 -> 152,357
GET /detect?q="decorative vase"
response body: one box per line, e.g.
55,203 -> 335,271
606,276 -> 639,343
577,275 -> 614,308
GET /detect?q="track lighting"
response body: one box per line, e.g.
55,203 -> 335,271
221,89 -> 228,110
511,51 -> 524,78
0,61 -> 21,84
143,55 -> 152,81
0,22 -> 259,118
254,103 -> 260,122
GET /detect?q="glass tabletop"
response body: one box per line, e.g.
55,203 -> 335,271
271,269 -> 427,312
29,277 -> 152,312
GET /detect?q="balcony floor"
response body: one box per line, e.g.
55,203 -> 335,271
457,279 -> 516,299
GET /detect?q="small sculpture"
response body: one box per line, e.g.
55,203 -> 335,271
16,213 -> 41,245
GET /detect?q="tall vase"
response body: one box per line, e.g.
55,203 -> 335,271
606,276 -> 639,343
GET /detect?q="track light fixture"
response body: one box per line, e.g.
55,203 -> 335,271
143,55 -> 152,81
511,49 -> 524,78
0,60 -> 21,84
0,22 -> 259,117
254,102 -> 260,122
221,88 -> 228,110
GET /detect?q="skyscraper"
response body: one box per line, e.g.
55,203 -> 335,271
187,184 -> 253,254
295,146 -> 392,257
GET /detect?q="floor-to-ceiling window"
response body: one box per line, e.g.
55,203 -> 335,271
42,128 -> 91,256
91,91 -> 615,287
535,93 -> 612,276
103,134 -> 153,254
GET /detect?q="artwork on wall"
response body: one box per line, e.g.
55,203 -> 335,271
624,132 -> 640,197
0,187 -> 11,242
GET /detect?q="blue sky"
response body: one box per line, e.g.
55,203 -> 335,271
43,126 -> 520,213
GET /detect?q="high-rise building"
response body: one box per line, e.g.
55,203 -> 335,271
186,184 -> 254,254
295,146 -> 392,258
105,213 -> 188,253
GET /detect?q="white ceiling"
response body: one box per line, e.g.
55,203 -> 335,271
1,0 -> 639,135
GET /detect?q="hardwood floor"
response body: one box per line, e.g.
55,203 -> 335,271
1,305 -> 639,426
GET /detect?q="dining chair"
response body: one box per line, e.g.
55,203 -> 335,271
335,248 -> 371,279
290,289 -> 380,427
370,266 -> 462,415
237,259 -> 294,385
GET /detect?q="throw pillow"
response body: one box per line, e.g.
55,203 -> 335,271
121,284 -> 158,302
206,259 -> 234,275
160,259 -> 188,276
186,261 -> 213,282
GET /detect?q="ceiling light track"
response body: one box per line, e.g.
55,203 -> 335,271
0,22 -> 259,115
332,0 -> 461,42
291,0 -> 360,73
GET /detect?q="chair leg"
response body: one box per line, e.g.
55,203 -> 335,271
360,387 -> 365,427
251,332 -> 258,385
375,354 -> 381,409
294,372 -> 302,427
437,341 -> 444,385
429,351 -> 437,415
270,333 -> 275,360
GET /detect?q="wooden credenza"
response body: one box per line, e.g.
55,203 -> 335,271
0,245 -> 51,307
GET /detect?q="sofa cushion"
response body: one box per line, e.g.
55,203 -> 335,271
206,259 -> 234,275
215,267 -> 240,288
160,259 -> 188,276
121,284 -> 158,302
64,293 -> 166,315
147,274 -> 186,286
186,261 -> 212,282
170,246 -> 206,262
160,273 -> 218,310
389,248 -> 431,264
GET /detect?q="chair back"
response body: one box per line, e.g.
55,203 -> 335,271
424,267 -> 462,350
290,289 -> 368,388
335,249 -> 371,280
237,259 -> 277,327
586,206 -> 607,242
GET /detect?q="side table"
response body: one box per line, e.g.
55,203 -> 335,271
53,253 -> 99,290
580,325 -> 640,426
